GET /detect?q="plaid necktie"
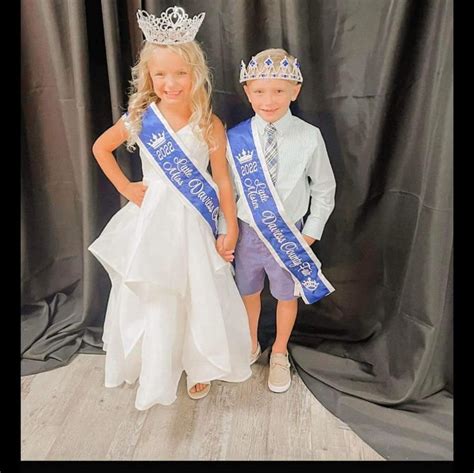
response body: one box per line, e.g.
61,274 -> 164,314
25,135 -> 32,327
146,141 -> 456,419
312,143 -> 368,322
264,123 -> 278,184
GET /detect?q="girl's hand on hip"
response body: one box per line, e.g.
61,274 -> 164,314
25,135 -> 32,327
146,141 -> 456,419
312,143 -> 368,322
122,181 -> 148,207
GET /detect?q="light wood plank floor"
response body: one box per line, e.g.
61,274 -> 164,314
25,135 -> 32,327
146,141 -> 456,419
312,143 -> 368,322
21,353 -> 384,461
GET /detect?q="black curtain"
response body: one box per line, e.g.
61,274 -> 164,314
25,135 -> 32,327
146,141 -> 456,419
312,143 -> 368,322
21,0 -> 452,461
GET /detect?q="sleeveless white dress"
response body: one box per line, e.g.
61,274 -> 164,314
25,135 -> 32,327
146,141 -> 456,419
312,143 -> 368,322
88,122 -> 252,410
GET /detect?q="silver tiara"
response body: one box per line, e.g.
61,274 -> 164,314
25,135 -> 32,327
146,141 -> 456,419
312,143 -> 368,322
240,56 -> 303,83
136,7 -> 205,45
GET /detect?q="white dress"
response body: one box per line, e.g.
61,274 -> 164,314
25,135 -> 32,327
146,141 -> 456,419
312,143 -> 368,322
88,123 -> 252,410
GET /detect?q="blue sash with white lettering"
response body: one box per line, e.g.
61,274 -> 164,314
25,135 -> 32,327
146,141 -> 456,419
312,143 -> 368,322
227,119 -> 335,304
135,103 -> 219,237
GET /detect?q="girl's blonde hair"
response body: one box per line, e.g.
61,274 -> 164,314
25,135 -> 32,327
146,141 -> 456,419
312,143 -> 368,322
125,41 -> 214,151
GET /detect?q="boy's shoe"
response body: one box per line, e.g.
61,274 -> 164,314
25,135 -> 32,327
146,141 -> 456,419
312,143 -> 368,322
268,352 -> 291,393
250,342 -> 261,365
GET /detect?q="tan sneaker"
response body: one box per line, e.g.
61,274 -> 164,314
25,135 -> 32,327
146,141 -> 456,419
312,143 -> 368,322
250,342 -> 261,365
268,352 -> 291,393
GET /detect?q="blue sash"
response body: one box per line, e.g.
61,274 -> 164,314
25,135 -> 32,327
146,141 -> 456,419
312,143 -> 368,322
135,103 -> 219,237
227,119 -> 335,304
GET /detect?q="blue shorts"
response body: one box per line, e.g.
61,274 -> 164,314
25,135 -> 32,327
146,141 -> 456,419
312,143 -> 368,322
234,219 -> 303,301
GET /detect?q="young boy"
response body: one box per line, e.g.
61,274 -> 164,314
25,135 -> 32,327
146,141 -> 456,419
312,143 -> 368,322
221,48 -> 336,393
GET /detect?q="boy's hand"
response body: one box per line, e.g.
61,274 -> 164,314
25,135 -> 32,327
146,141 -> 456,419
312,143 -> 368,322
121,181 -> 148,207
216,234 -> 235,262
302,234 -> 317,246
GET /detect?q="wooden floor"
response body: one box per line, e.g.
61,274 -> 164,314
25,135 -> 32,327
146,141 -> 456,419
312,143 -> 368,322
21,352 -> 384,461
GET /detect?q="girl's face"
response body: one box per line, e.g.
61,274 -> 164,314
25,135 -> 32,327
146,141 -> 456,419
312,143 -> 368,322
148,47 -> 193,107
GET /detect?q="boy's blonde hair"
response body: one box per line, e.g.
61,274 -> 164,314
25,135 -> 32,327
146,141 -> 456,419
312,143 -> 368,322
125,41 -> 214,151
243,48 -> 300,86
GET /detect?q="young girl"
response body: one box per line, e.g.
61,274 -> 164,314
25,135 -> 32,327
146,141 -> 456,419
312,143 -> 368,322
88,6 -> 252,409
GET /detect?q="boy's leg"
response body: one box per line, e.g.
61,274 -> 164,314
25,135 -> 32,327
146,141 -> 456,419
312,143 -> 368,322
265,219 -> 303,356
234,220 -> 266,356
267,298 -> 297,392
264,221 -> 302,392
242,291 -> 262,353
273,299 -> 298,354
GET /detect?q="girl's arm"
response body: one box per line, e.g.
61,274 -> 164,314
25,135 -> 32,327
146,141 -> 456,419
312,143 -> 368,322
208,115 -> 239,260
92,118 -> 147,207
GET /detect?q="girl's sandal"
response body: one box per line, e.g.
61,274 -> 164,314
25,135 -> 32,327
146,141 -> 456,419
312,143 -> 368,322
187,380 -> 211,400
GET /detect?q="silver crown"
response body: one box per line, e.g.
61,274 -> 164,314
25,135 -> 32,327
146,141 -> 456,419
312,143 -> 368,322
302,278 -> 319,291
147,132 -> 166,149
136,7 -> 205,45
236,149 -> 254,165
240,56 -> 303,83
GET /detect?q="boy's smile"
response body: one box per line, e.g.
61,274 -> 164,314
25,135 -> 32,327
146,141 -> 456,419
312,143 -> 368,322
244,79 -> 301,123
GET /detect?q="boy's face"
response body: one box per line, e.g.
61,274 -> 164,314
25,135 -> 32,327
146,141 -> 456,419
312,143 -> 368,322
244,79 -> 301,123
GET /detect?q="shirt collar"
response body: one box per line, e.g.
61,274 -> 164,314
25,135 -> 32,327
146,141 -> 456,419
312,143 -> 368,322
254,109 -> 293,136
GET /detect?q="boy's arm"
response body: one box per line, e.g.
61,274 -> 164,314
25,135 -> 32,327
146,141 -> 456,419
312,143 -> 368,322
302,128 -> 336,243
